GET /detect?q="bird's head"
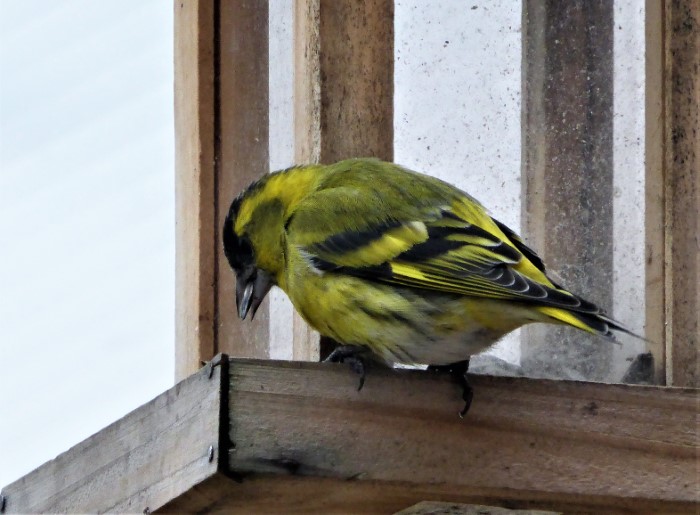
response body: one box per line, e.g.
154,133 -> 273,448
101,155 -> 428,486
223,166 -> 326,320
222,192 -> 275,321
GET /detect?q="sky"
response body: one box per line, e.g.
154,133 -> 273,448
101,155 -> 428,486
0,0 -> 174,486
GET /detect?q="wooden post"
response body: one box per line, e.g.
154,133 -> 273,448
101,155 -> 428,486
175,0 -> 270,380
521,1 -> 615,381
216,0 -> 271,359
174,1 -> 217,380
645,0 -> 667,383
663,0 -> 699,387
292,0 -> 394,360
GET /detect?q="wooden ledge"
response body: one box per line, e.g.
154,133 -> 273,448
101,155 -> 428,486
2,357 -> 698,513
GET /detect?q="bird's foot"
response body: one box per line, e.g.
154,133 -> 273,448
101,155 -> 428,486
428,359 -> 473,417
324,345 -> 368,391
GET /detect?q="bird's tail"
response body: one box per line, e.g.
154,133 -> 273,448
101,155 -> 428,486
537,306 -> 645,342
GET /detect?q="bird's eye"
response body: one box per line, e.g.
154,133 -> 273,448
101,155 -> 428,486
223,221 -> 254,272
237,236 -> 254,261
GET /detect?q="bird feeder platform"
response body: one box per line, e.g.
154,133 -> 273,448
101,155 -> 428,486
1,356 -> 697,513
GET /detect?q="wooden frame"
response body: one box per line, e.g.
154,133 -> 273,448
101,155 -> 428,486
644,0 -> 699,387
175,0 -> 271,380
168,1 -> 699,511
2,357 -> 696,513
658,0 -> 699,386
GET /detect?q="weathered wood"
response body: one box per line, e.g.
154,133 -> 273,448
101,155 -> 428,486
175,1 -> 271,374
216,0 -> 271,359
664,0 -> 700,387
396,502 -> 560,515
227,360 -> 699,513
292,0 -> 322,362
521,1 -> 615,382
645,0 -> 668,383
292,0 -> 394,360
174,0 -> 217,380
3,359 -> 697,513
1,359 -> 228,514
159,474 -> 696,514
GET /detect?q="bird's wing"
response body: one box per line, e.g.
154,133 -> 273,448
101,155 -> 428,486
288,184 -> 599,315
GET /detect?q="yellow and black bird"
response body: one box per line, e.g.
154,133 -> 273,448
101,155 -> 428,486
223,158 -> 634,415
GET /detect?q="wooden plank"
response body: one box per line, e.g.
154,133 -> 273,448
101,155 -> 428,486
160,475 -> 580,514
645,0 -> 668,383
217,0 -> 271,359
396,501 -> 560,515
174,0 -> 217,380
3,359 -> 696,513
161,474 -> 697,514
292,0 -> 322,362
316,0 -> 394,163
664,0 -> 699,387
227,359 -> 699,513
292,0 -> 394,360
1,359 -> 228,514
521,1 -> 615,382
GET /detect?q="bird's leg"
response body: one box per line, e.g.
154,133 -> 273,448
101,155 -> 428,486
324,345 -> 368,391
428,359 -> 473,417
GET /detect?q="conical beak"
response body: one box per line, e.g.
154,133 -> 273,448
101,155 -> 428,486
236,268 -> 273,320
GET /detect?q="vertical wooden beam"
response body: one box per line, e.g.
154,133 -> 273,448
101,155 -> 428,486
645,0 -> 667,383
293,0 -> 394,360
521,1 -> 615,381
174,1 -> 217,380
175,0 -> 270,379
292,0 -> 322,361
217,0 -> 271,359
664,0 -> 699,387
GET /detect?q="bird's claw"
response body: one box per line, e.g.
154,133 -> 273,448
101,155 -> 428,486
428,359 -> 473,417
324,345 -> 367,391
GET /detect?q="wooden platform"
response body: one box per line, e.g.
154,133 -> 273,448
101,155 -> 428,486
2,356 -> 698,513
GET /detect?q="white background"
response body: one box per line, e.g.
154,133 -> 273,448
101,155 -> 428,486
0,0 -> 174,486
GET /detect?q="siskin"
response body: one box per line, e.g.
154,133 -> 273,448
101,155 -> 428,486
223,158 -> 635,415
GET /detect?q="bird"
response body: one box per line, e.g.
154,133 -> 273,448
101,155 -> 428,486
222,158 -> 636,415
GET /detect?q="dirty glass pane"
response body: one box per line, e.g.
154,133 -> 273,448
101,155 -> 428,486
394,0 -> 648,383
394,0 -> 522,373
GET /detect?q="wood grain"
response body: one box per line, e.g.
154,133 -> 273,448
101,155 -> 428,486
291,0 -> 394,361
174,0 -> 217,380
292,0 -> 322,362
645,0 -> 667,383
3,359 -> 696,513
161,476 -> 585,514
396,501 -> 560,515
664,0 -> 700,387
216,0 -> 271,360
1,361 -> 226,514
227,359 -> 699,513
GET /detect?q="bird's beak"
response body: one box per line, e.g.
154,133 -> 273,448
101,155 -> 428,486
236,268 -> 273,320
